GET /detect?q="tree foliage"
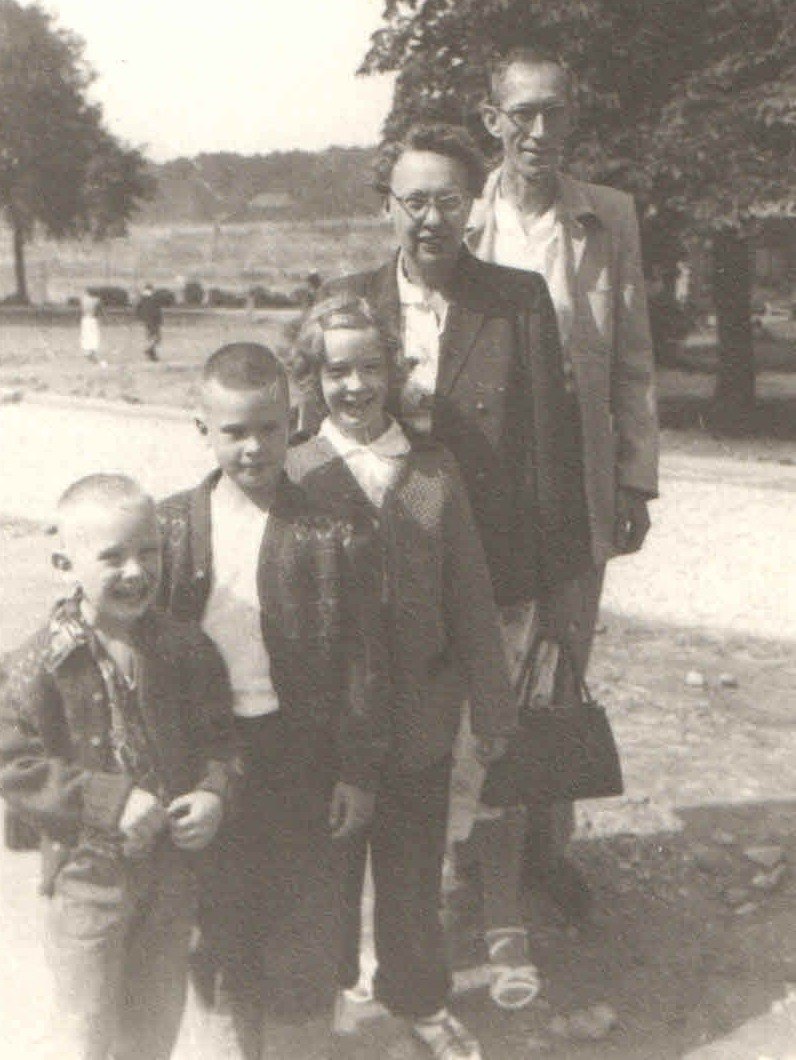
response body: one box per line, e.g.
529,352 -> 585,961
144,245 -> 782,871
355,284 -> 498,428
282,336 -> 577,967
361,0 -> 794,215
360,0 -> 796,423
0,1 -> 153,300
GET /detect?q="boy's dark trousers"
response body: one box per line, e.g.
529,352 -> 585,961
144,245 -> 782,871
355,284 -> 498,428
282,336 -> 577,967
199,714 -> 346,1060
47,838 -> 196,1060
340,754 -> 453,1020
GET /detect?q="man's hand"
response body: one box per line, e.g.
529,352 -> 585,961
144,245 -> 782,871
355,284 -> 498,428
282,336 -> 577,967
614,488 -> 651,554
167,791 -> 224,851
474,736 -> 509,766
118,787 -> 169,859
328,782 -> 375,840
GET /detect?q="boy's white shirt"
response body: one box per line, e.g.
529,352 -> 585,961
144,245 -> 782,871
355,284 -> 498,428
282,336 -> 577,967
319,416 -> 410,508
202,473 -> 280,718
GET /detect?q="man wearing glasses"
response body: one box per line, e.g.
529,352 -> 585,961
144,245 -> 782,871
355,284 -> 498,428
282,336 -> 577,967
470,48 -> 659,920
317,123 -> 591,1059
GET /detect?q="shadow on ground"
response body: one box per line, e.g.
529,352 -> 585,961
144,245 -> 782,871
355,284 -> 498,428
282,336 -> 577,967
659,393 -> 796,442
341,610 -> 796,1058
336,801 -> 796,1060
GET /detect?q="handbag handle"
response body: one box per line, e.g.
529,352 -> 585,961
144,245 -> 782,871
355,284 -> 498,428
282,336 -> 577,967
515,632 -> 597,709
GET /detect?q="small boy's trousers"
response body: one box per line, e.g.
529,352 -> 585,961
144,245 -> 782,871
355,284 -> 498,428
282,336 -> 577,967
197,715 -> 345,1060
46,840 -> 196,1060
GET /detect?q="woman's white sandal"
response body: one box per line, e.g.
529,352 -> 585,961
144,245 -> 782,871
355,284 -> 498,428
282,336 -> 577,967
485,928 -> 542,1011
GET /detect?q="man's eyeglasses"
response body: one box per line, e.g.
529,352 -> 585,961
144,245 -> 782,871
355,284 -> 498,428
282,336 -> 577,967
491,104 -> 569,134
388,189 -> 469,221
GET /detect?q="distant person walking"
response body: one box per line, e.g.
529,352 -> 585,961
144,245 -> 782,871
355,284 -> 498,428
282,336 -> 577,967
79,289 -> 103,365
136,284 -> 163,361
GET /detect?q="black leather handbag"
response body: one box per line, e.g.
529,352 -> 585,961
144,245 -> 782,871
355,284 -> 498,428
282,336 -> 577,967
480,636 -> 623,808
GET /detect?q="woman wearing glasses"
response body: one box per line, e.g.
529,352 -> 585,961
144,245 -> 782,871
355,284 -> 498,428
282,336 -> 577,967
308,123 -> 591,1059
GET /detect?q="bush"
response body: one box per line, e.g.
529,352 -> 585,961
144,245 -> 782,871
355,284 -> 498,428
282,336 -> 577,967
183,281 -> 205,307
87,285 -> 129,308
207,287 -> 246,308
152,287 -> 176,308
248,285 -> 299,309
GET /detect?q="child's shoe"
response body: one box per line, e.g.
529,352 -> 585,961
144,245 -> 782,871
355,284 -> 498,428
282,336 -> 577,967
411,1009 -> 483,1060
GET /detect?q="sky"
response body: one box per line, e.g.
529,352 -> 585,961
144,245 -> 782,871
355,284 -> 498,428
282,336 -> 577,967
45,0 -> 395,161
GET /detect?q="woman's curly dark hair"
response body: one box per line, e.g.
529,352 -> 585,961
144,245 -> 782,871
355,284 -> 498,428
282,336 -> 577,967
372,123 -> 487,198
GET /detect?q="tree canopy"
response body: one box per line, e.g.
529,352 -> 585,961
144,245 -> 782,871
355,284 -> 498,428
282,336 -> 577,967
360,0 -> 795,423
0,0 -> 153,301
360,0 -> 794,217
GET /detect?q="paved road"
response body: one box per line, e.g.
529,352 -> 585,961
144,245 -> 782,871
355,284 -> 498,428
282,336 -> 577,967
2,394 -> 794,642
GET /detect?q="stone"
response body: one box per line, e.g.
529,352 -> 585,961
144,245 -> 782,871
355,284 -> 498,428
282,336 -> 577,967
685,670 -> 707,688
744,845 -> 784,870
522,1035 -> 551,1052
693,844 -> 725,874
712,830 -> 736,847
548,1016 -> 568,1038
723,887 -> 751,907
751,864 -> 787,892
735,902 -> 759,916
718,673 -> 739,688
549,1005 -> 618,1042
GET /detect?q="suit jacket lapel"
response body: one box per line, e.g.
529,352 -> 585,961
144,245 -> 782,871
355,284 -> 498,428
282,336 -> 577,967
436,256 -> 488,397
371,250 -> 487,400
369,260 -> 402,353
257,478 -> 293,643
568,218 -> 589,278
437,301 -> 487,396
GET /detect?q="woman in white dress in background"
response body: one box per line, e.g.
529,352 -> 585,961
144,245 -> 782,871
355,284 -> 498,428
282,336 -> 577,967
79,288 -> 103,364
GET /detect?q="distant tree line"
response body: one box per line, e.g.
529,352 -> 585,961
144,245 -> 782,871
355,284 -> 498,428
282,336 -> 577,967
137,148 -> 381,226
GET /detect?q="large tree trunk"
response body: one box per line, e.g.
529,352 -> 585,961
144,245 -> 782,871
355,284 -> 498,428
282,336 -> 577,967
11,214 -> 30,304
711,228 -> 755,432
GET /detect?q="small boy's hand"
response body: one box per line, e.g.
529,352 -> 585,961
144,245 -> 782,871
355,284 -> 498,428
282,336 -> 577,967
167,791 -> 224,851
474,736 -> 508,766
118,787 -> 169,858
329,782 -> 375,839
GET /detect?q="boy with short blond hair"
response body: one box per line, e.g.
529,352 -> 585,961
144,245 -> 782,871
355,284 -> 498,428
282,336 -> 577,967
157,342 -> 390,1059
0,474 -> 236,1060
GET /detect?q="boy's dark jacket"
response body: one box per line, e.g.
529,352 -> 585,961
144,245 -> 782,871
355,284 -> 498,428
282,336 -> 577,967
0,600 -> 236,890
156,472 -> 391,792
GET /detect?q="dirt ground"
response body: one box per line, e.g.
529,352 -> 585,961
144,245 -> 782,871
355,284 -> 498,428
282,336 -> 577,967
0,308 -> 300,410
1,313 -> 794,1055
1,506 -> 795,1058
2,307 -> 795,465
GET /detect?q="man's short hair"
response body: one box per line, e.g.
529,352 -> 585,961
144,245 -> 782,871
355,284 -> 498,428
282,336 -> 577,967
488,46 -> 572,104
202,342 -> 288,395
288,293 -> 388,398
57,474 -> 150,517
373,123 -> 487,197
